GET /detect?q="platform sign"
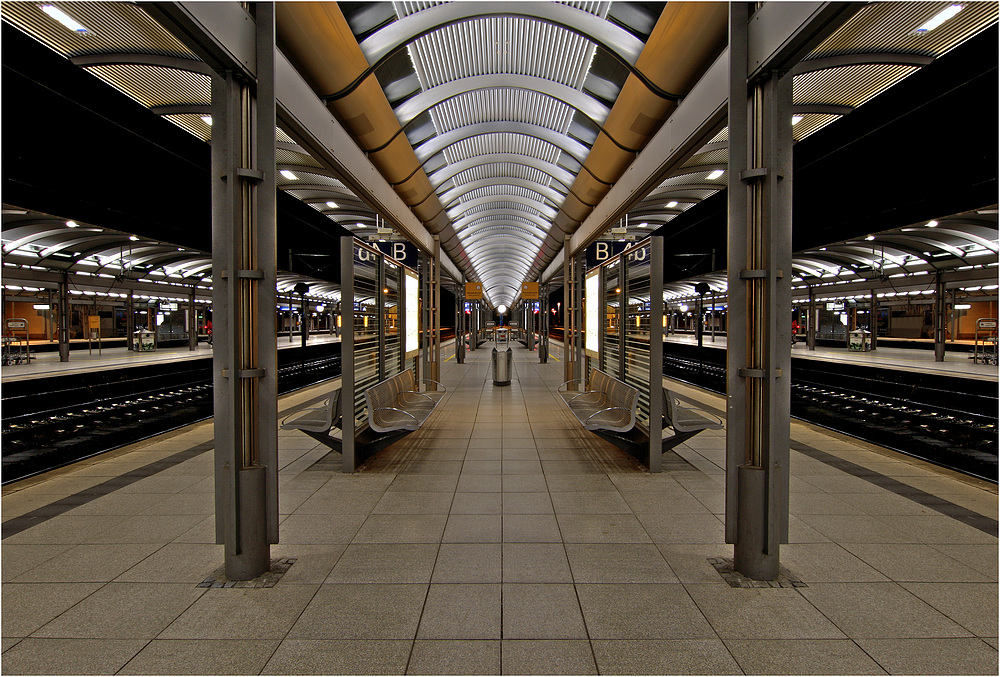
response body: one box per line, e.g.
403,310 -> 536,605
466,282 -> 483,300
978,319 -> 997,329
586,241 -> 628,268
5,319 -> 27,330
88,316 -> 100,330
521,281 -> 538,299
372,240 -> 418,268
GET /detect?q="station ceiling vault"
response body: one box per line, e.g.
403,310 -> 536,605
2,2 -> 997,307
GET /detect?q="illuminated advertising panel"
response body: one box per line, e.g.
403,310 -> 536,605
585,268 -> 600,357
405,268 -> 419,357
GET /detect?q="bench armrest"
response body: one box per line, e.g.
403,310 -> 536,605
400,391 -> 435,405
372,407 -> 420,425
569,390 -> 604,404
558,378 -> 585,392
415,379 -> 448,393
584,407 -> 632,427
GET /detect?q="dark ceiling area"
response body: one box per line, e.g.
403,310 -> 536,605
656,23 -> 998,282
1,22 -> 350,279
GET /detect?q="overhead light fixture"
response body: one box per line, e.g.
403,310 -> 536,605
200,115 -> 212,125
33,304 -> 52,310
914,4 -> 963,33
638,222 -> 648,228
792,115 -> 804,125
955,304 -> 972,310
279,170 -> 298,180
40,4 -> 89,33
66,220 -> 79,228
325,201 -> 339,209
707,169 -> 724,180
355,222 -> 366,228
865,235 -> 875,241
926,220 -> 938,227
666,201 -> 678,209
129,235 -> 139,241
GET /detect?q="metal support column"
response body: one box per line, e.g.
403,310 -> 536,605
189,287 -> 198,351
210,3 -> 278,581
563,237 -> 576,381
648,237 -> 664,472
126,290 -> 135,351
870,288 -> 878,351
934,272 -> 947,362
726,2 -> 792,581
539,284 -> 549,363
807,287 -> 816,350
341,236 -> 357,472
433,236 -> 441,380
58,272 -> 70,362
456,277 -> 465,364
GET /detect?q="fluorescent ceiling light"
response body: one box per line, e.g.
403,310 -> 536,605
706,169 -> 724,180
279,170 -> 298,180
326,201 -> 339,209
865,235 -> 875,241
129,235 -> 139,241
638,222 -> 648,228
926,220 -> 938,227
955,304 -> 972,310
200,115 -> 212,125
66,220 -> 79,228
355,222 -> 366,228
914,4 -> 963,33
40,4 -> 88,33
792,115 -> 804,125
666,201 -> 678,209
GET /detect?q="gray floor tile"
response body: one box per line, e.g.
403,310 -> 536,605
592,639 -> 742,675
159,585 -> 318,639
278,513 -> 366,544
502,492 -> 553,514
326,543 -> 439,583
502,475 -> 549,492
501,639 -> 596,675
503,543 -> 574,583
390,475 -> 460,492
119,639 -> 280,674
843,543 -> 991,582
686,583 -> 846,640
451,492 -> 502,514
0,638 -> 147,675
565,543 -> 677,583
637,513 -> 726,544
294,491 -> 384,514
799,582 -> 974,638
545,475 -> 617,492
1,544 -> 73,580
501,460 -> 544,474
929,544 -> 998,580
725,638 -> 888,674
456,475 -> 502,492
408,639 -> 500,675
502,584 -> 587,639
262,639 -> 412,674
115,543 -> 225,583
576,583 -> 716,639
463,460 -> 502,475
900,582 -> 999,637
857,637 -> 999,675
550,491 -> 632,514
270,544 -> 346,584
33,582 -> 205,639
354,514 -> 448,543
417,584 -> 501,639
794,514 -> 912,543
1,582 -> 103,637
9,543 -> 159,583
502,514 -> 562,542
288,584 -> 426,639
1,515 -> 127,546
443,514 -> 502,543
432,543 -> 502,583
88,514 -> 213,544
778,543 -> 890,583
556,514 -> 652,543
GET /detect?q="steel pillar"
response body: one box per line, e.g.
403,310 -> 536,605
725,2 -> 792,581
58,273 -> 70,362
934,272 -> 947,362
210,3 -> 278,581
807,287 -> 816,350
456,277 -> 465,364
870,287 -> 878,350
189,287 -> 198,351
539,284 -> 549,363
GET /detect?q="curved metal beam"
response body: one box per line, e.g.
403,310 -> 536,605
449,195 -> 557,222
458,219 -> 548,243
454,210 -> 553,238
415,121 -> 590,166
465,237 -> 539,261
70,53 -> 213,75
428,153 -> 575,191
792,52 -> 933,76
440,177 -> 565,209
395,74 -> 610,128
460,224 -> 546,248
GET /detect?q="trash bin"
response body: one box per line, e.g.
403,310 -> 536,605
492,346 -> 512,385
133,328 -> 156,352
848,329 -> 870,352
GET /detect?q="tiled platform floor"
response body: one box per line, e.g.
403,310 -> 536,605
2,346 -> 997,674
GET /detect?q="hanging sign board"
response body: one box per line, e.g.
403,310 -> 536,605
466,282 -> 483,300
5,319 -> 27,330
372,240 -> 418,268
585,241 -> 629,268
521,282 -> 539,299
88,316 -> 100,329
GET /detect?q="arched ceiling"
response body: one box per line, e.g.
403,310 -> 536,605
2,1 -> 997,309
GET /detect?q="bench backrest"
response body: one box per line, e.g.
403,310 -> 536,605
589,368 -> 638,417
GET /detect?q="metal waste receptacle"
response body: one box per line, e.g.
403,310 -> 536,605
492,327 -> 512,385
849,329 -> 871,352
133,328 -> 156,352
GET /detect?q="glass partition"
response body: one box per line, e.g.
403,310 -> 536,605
603,260 -> 621,377
624,242 -> 652,427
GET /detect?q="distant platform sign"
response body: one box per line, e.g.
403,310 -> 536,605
522,282 -> 538,299
466,282 -> 483,300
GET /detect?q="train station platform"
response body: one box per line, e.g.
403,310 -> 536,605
0,334 -> 341,384
2,345 -> 997,675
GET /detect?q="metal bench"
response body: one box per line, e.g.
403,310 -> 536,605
365,368 -> 446,433
280,389 -> 343,451
662,388 -> 724,451
559,368 -> 638,432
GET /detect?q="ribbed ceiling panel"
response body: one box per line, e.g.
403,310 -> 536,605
443,134 -> 563,165
85,64 -> 210,108
464,186 -> 553,203
453,163 -> 556,189
429,90 -> 577,134
794,64 -> 920,108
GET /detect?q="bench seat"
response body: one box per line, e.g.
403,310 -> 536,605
559,369 -> 638,432
280,389 -> 343,450
662,388 -> 723,451
366,368 -> 446,433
